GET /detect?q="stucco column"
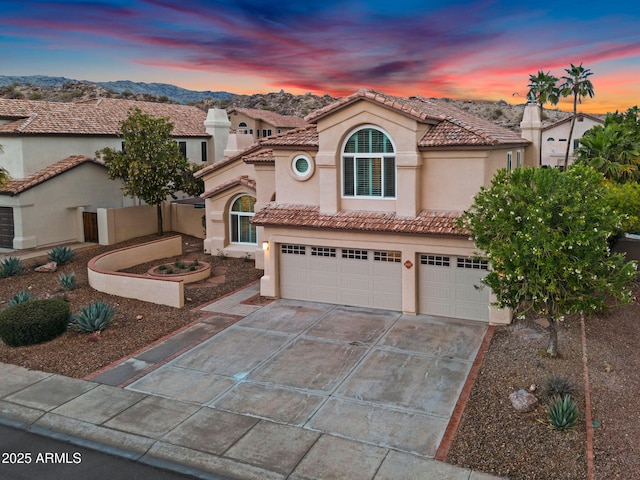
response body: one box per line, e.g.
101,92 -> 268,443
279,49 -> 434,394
204,108 -> 231,163
401,250 -> 418,315
260,237 -> 277,298
316,152 -> 338,214
520,103 -> 542,167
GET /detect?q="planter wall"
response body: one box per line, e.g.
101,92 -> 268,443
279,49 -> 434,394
88,236 -> 185,308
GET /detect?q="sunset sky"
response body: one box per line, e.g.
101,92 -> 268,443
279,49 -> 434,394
2,1 -> 639,113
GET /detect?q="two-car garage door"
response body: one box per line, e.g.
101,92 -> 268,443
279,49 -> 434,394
279,244 -> 403,311
279,244 -> 490,321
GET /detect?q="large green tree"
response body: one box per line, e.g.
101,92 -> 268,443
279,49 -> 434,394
0,145 -> 9,187
97,108 -> 203,235
527,70 -> 560,165
559,63 -> 595,169
575,106 -> 640,182
461,165 -> 636,357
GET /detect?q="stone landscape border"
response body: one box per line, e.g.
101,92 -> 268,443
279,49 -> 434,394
87,235 -> 185,308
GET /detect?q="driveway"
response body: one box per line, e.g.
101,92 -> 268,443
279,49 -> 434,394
123,289 -> 488,459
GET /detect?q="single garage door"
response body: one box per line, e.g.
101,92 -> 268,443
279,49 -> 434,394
419,254 -> 490,321
280,244 -> 402,311
0,207 -> 14,249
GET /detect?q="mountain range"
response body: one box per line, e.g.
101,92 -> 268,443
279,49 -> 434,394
0,75 -> 234,104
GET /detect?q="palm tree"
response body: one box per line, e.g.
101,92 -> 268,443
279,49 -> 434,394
527,71 -> 559,165
559,63 -> 595,169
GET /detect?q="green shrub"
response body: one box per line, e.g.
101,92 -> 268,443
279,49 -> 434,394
0,257 -> 25,278
48,246 -> 75,265
174,261 -> 186,269
158,264 -> 168,271
8,290 -> 31,307
58,272 -> 77,291
547,395 -> 579,430
69,301 -> 115,332
543,375 -> 576,400
0,298 -> 69,347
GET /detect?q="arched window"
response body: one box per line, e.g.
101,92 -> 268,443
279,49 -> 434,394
342,127 -> 396,198
238,122 -> 248,128
230,195 -> 256,244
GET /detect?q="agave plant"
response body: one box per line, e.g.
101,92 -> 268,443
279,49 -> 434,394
58,272 -> 77,291
0,257 -> 25,278
48,246 -> 75,265
69,301 -> 115,333
8,290 -> 31,307
543,375 -> 576,400
547,395 -> 579,430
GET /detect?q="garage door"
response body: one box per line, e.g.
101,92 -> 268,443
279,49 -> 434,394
280,244 -> 402,311
419,254 -> 490,321
0,207 -> 14,249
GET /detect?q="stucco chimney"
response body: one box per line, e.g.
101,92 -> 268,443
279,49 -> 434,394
204,109 -> 231,163
520,103 -> 542,167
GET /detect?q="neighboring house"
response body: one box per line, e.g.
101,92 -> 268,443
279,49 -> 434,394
227,107 -> 307,141
540,113 -> 604,167
0,98 -> 230,249
197,89 -> 534,323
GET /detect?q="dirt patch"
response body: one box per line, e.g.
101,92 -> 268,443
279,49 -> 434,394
447,292 -> 640,480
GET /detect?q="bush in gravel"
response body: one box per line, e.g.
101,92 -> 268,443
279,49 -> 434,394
543,375 -> 576,400
0,298 -> 69,347
58,272 -> 77,291
47,246 -> 75,265
547,395 -> 579,430
0,257 -> 25,278
8,290 -> 31,307
69,301 -> 115,332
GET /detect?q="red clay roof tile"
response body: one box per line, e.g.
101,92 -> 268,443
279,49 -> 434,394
252,204 -> 467,236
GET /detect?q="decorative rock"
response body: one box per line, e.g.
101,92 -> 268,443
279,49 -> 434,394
509,389 -> 539,413
35,261 -> 58,273
135,315 -> 143,321
534,317 -> 550,328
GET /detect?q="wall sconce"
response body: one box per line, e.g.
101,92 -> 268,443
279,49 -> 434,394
262,241 -> 269,251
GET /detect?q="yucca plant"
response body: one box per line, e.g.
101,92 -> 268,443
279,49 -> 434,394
8,290 -> 31,307
48,246 -> 75,265
543,375 -> 576,400
547,395 -> 579,430
0,257 -> 25,278
58,272 -> 77,291
69,301 -> 115,333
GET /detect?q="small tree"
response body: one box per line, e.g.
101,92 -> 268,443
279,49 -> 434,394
0,144 -> 9,187
575,106 -> 640,182
97,108 -> 202,235
461,165 -> 636,357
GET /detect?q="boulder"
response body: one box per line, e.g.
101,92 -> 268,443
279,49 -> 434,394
35,261 -> 58,273
509,389 -> 539,413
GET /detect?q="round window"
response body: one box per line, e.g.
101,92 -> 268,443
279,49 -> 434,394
293,157 -> 309,175
292,155 -> 312,177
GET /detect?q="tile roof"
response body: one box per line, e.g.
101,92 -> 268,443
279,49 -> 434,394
243,149 -> 275,164
0,98 -> 208,137
252,204 -> 467,236
194,125 -> 318,178
201,175 -> 256,199
1,155 -> 105,195
228,107 -> 307,128
305,89 -> 528,147
542,112 -> 605,131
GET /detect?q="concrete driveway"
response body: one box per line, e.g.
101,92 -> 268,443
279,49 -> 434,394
124,292 -> 488,459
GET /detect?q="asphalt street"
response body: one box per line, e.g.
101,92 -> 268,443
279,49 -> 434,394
0,423 -> 225,480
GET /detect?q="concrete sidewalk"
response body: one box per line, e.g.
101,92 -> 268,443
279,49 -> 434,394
0,285 -> 505,480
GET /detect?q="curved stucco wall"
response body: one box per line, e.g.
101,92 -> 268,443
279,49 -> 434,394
88,235 -> 185,308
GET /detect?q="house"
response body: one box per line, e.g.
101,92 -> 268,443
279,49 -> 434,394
0,98 -> 231,249
196,89 -> 534,323
227,107 -> 307,141
540,113 -> 604,167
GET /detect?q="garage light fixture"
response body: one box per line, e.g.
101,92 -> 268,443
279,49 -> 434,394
262,241 -> 270,251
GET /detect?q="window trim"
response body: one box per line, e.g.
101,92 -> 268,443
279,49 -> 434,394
290,153 -> 315,180
229,194 -> 257,245
341,125 -> 397,199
